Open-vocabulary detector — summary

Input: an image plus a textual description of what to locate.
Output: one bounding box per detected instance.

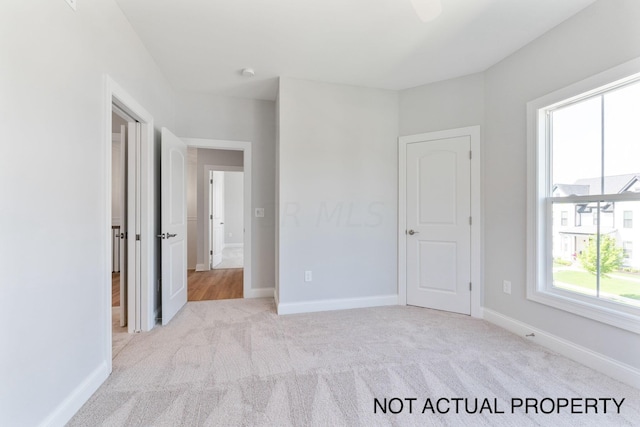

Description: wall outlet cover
[503,280,512,294]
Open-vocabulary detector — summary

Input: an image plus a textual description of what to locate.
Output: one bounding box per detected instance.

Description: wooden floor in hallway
[188,268,243,301]
[112,269,243,305]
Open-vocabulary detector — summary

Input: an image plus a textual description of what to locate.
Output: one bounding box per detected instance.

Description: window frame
[526,58,640,334]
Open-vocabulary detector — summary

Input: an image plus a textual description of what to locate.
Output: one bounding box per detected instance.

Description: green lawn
[553,270,640,301]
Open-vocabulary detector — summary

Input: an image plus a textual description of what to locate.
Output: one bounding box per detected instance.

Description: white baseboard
[195,263,206,272]
[277,294,398,315]
[39,361,108,427]
[483,308,640,389]
[244,287,274,299]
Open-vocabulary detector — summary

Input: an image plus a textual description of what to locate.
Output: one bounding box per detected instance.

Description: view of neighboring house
[553,173,640,270]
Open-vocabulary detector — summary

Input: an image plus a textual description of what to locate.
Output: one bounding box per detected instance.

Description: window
[623,241,633,260]
[527,59,640,333]
[560,211,568,226]
[624,211,633,228]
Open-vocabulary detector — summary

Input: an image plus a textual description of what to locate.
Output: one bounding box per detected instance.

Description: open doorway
[104,76,157,372]
[186,147,245,301]
[110,110,133,356]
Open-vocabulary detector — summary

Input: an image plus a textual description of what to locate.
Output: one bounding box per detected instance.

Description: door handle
[407,229,419,235]
[157,233,166,239]
[167,233,177,238]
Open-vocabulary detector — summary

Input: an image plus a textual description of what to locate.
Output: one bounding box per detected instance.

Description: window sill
[527,286,640,334]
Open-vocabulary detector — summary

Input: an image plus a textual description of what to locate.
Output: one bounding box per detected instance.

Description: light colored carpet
[212,246,243,270]
[71,299,639,426]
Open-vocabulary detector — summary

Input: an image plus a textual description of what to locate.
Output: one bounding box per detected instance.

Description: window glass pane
[596,234,639,307]
[552,200,640,308]
[551,97,602,196]
[603,80,640,190]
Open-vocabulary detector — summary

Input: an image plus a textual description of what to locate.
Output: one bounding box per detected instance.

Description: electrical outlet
[65,0,77,10]
[503,280,512,294]
[304,271,312,282]
[255,208,264,218]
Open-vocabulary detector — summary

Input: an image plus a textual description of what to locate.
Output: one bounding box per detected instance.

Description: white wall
[224,172,244,246]
[111,113,127,226]
[483,0,640,369]
[0,1,175,425]
[399,73,485,136]
[111,142,121,224]
[277,78,398,305]
[175,93,276,289]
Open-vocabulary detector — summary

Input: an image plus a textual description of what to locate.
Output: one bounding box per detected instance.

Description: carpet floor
[69,299,639,426]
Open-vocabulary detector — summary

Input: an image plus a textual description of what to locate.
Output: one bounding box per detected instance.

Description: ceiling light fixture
[410,0,442,22]
[241,68,255,77]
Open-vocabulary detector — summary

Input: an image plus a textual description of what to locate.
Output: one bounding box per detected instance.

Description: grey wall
[399,73,485,136]
[0,1,175,425]
[224,172,244,245]
[483,0,640,368]
[277,77,399,303]
[111,113,126,225]
[196,149,243,266]
[175,94,276,289]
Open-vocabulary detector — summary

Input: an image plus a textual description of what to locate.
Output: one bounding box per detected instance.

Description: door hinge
[469,282,472,291]
[136,234,141,241]
[210,250,213,255]
[210,214,213,219]
[469,150,472,160]
[210,179,213,184]
[469,216,472,226]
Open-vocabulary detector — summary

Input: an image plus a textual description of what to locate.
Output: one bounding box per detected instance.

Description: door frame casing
[182,138,253,298]
[104,76,155,373]
[398,126,482,318]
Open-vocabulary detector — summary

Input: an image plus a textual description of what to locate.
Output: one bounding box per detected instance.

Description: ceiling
[114,0,596,101]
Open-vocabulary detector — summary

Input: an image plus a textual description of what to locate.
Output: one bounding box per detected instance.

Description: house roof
[554,174,640,196]
[553,184,590,197]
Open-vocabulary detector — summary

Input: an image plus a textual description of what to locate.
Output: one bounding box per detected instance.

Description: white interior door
[161,127,187,325]
[210,171,225,268]
[118,124,127,327]
[406,136,471,315]
[127,121,141,333]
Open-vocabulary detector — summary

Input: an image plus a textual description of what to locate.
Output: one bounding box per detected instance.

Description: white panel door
[406,136,471,315]
[210,171,225,268]
[161,127,187,325]
[118,124,128,327]
[127,122,140,333]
